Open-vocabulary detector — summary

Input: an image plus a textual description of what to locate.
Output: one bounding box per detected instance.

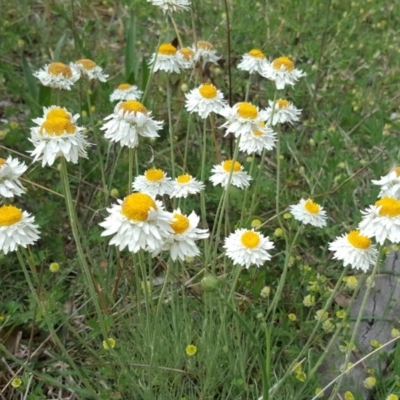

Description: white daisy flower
[289,198,327,227]
[359,197,400,244]
[148,43,181,74]
[209,159,252,190]
[147,0,191,13]
[0,204,40,254]
[220,102,269,138]
[237,121,276,155]
[74,59,108,82]
[0,156,27,199]
[33,62,80,90]
[261,56,306,90]
[100,192,173,253]
[193,40,221,68]
[132,168,174,196]
[224,228,274,268]
[110,83,143,102]
[153,209,209,261]
[101,100,162,148]
[29,106,90,167]
[371,168,400,199]
[170,174,205,198]
[264,99,301,125]
[185,83,227,119]
[237,49,269,75]
[329,230,378,272]
[176,47,196,69]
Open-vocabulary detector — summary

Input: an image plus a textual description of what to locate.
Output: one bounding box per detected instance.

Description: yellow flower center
[277,99,290,109]
[253,121,265,136]
[48,62,73,78]
[392,166,400,176]
[40,117,77,136]
[145,168,165,182]
[253,129,263,136]
[170,213,190,234]
[76,58,96,70]
[0,158,6,166]
[222,160,241,173]
[304,199,320,214]
[197,40,214,50]
[121,193,157,222]
[272,56,294,71]
[0,205,23,226]
[118,100,147,114]
[45,107,71,121]
[376,197,400,218]
[347,230,371,249]
[249,49,265,59]
[117,83,132,91]
[199,83,217,99]
[158,43,177,56]
[236,102,258,119]
[176,174,191,184]
[240,231,260,249]
[179,48,195,60]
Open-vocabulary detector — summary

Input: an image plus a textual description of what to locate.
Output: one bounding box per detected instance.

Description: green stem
[166,78,175,178]
[128,147,135,194]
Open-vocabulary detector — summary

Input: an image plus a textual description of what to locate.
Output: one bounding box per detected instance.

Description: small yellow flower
[344,392,355,400]
[322,319,335,333]
[49,262,60,272]
[260,286,271,298]
[110,188,119,198]
[391,328,400,338]
[303,294,315,307]
[387,395,399,400]
[363,376,376,389]
[185,344,197,356]
[251,219,261,228]
[274,227,283,237]
[11,377,22,388]
[315,309,329,322]
[295,369,306,382]
[303,264,312,272]
[141,280,152,294]
[345,276,358,290]
[370,339,381,349]
[283,212,292,219]
[288,313,297,321]
[10,121,19,129]
[102,337,116,350]
[336,310,346,318]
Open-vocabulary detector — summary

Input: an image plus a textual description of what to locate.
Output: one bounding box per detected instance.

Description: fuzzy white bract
[29,106,89,167]
[224,228,274,268]
[100,192,173,253]
[265,99,301,125]
[261,56,306,90]
[0,205,40,254]
[193,40,220,68]
[148,43,181,74]
[0,156,27,198]
[185,83,227,119]
[170,174,205,198]
[359,197,400,244]
[237,49,269,75]
[237,122,276,155]
[176,48,196,69]
[220,102,269,138]
[101,100,162,148]
[153,209,209,261]
[289,198,327,227]
[147,0,191,13]
[371,169,400,199]
[74,59,108,82]
[329,230,378,272]
[110,83,143,102]
[132,168,174,196]
[33,62,80,90]
[209,159,252,190]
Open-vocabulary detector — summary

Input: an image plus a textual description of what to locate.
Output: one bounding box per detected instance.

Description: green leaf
[54,32,67,61]
[21,54,38,103]
[125,13,137,80]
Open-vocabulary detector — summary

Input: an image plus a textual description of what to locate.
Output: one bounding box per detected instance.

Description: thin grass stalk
[166,77,176,178]
[59,158,108,334]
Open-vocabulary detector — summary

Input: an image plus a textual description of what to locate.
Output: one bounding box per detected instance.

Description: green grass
[1,0,400,399]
